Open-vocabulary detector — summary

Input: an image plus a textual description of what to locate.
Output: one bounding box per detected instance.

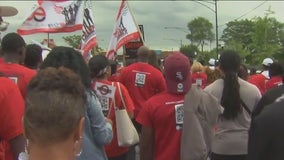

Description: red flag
[81,0,97,61]
[17,0,84,35]
[106,0,141,60]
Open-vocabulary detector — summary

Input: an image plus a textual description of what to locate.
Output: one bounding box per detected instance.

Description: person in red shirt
[191,61,207,89]
[0,75,25,160]
[266,62,283,90]
[248,73,266,95]
[0,33,36,98]
[137,52,191,160]
[118,46,166,132]
[89,55,134,160]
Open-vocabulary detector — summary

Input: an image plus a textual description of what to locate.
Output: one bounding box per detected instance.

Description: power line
[219,1,268,27]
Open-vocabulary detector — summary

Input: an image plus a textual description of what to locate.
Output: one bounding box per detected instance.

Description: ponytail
[219,50,241,120]
[221,71,241,119]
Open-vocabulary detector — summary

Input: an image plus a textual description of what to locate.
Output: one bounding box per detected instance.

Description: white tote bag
[114,82,139,147]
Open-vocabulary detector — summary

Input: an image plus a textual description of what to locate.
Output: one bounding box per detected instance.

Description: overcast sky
[2,1,284,51]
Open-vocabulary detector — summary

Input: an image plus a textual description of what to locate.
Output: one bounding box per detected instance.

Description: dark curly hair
[219,50,241,119]
[24,67,86,145]
[40,46,91,88]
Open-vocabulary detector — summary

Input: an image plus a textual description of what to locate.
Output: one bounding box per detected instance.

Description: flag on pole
[106,0,141,60]
[17,0,84,35]
[81,0,97,61]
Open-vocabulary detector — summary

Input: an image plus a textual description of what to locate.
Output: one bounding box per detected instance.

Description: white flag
[81,0,97,61]
[17,0,84,35]
[106,0,141,60]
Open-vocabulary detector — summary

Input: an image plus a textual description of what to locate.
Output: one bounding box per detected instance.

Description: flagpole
[126,1,145,45]
[47,33,50,48]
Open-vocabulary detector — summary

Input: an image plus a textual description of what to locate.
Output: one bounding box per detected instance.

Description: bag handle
[117,82,126,109]
[240,99,251,115]
[110,82,117,112]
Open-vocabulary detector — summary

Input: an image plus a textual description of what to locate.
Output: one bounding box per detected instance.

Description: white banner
[106,0,140,60]
[81,0,97,61]
[17,0,84,35]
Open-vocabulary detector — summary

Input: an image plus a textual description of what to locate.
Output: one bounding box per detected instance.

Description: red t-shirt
[248,74,266,95]
[92,80,135,157]
[0,58,4,64]
[119,62,166,117]
[0,63,36,98]
[266,76,283,91]
[0,77,24,160]
[136,92,185,160]
[191,72,207,89]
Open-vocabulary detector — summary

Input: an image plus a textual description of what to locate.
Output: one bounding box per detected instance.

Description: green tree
[63,34,82,49]
[222,40,250,63]
[221,19,254,50]
[63,34,104,55]
[186,17,214,53]
[220,8,284,65]
[179,44,198,60]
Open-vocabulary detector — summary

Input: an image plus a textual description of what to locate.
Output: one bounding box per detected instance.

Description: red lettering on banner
[27,7,46,22]
[125,42,143,49]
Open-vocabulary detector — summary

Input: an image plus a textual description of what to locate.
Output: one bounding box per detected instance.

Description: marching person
[137,52,191,160]
[21,67,86,160]
[88,55,134,160]
[205,50,261,160]
[40,46,113,160]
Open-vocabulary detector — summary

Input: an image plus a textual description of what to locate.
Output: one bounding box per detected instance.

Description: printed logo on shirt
[8,76,18,84]
[196,78,202,86]
[93,82,115,117]
[135,73,146,87]
[175,103,184,130]
[98,96,110,117]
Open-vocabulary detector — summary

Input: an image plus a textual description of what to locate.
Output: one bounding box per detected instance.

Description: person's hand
[105,117,113,126]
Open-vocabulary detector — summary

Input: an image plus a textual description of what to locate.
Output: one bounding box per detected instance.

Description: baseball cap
[262,58,273,67]
[208,58,216,66]
[88,55,110,78]
[163,51,191,94]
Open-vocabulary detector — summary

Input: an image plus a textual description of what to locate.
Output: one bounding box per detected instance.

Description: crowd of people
[2,5,284,160]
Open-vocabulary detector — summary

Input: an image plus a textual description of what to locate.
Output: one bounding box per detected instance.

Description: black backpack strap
[240,99,252,115]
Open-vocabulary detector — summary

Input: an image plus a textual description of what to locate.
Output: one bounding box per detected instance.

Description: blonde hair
[191,61,204,73]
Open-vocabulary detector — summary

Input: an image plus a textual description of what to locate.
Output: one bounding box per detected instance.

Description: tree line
[181,8,284,68]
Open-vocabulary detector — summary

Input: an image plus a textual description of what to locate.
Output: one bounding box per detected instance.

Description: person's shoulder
[146,91,168,103]
[204,79,222,89]
[263,85,284,100]
[0,77,17,88]
[256,99,284,123]
[11,64,37,75]
[249,73,266,81]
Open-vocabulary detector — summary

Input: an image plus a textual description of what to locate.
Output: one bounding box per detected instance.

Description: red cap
[163,51,191,94]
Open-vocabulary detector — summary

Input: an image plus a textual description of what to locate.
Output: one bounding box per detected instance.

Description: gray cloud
[1,1,284,52]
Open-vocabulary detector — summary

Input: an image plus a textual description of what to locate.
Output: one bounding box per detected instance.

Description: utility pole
[214,0,219,59]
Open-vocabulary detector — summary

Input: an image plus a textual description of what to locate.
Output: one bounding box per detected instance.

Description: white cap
[262,58,273,66]
[208,58,216,66]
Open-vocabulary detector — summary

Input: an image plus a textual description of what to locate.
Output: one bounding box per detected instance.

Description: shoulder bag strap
[240,99,252,115]
[117,82,126,109]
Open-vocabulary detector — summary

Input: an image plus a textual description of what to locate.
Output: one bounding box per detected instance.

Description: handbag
[113,82,139,147]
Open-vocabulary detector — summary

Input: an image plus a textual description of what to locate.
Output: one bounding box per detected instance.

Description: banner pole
[47,33,50,48]
[126,0,145,45]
